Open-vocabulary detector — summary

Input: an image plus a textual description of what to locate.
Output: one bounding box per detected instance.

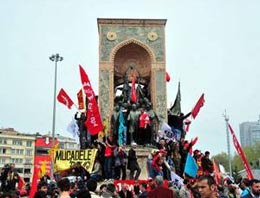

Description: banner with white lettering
[53,149,97,173]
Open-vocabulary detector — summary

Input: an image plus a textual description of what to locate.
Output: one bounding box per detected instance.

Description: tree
[212,152,229,172]
[232,143,260,171]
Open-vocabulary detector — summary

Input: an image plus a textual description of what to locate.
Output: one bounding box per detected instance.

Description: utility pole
[223,110,232,177]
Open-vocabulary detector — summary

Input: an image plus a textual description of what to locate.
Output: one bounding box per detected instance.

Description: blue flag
[118,108,126,146]
[184,153,198,178]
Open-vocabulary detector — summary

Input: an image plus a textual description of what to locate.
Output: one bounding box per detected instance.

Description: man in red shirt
[151,149,167,178]
[148,175,176,198]
[138,108,150,146]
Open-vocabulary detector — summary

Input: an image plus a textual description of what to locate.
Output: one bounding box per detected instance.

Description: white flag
[67,118,80,144]
[160,122,175,141]
[171,171,184,187]
[219,164,226,174]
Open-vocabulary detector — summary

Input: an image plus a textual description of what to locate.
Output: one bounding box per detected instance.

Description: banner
[77,89,85,110]
[114,180,169,192]
[29,137,58,198]
[79,65,103,135]
[170,171,183,187]
[57,88,74,109]
[228,124,254,180]
[160,122,175,141]
[53,149,97,173]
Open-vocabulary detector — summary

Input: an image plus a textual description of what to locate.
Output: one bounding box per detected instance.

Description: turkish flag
[79,65,103,135]
[191,93,205,119]
[131,72,137,103]
[57,88,74,109]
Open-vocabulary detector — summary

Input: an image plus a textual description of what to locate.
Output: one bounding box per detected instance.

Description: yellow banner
[53,149,97,173]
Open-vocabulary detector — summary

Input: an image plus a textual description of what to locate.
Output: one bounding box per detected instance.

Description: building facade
[57,134,80,150]
[0,129,79,183]
[0,128,35,183]
[240,117,260,147]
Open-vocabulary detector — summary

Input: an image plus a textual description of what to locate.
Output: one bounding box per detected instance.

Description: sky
[1,0,260,155]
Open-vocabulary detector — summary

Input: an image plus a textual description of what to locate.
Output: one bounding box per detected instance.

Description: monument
[98,18,167,129]
[97,19,168,178]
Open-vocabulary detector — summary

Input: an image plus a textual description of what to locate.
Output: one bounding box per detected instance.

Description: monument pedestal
[126,146,154,179]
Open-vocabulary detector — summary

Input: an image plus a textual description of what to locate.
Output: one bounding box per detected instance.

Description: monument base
[126,146,154,179]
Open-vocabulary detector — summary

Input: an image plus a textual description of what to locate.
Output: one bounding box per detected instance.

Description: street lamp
[223,110,232,177]
[49,53,63,178]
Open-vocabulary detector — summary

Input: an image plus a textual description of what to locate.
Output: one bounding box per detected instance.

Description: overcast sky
[1,0,260,155]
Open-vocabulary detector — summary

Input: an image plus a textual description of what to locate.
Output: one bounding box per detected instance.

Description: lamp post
[223,110,232,177]
[49,53,63,178]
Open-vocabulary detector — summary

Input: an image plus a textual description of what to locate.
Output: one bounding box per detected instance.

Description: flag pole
[223,110,232,177]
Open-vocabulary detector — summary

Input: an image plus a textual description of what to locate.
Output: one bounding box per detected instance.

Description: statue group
[111,68,159,146]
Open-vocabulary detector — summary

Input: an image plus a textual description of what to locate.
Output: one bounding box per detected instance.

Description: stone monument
[98,18,168,179]
[98,18,167,125]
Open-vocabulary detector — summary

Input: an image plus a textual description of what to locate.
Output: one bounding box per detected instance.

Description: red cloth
[191,93,205,119]
[213,161,221,185]
[131,72,137,103]
[57,88,74,109]
[79,65,103,135]
[18,175,25,190]
[139,112,150,128]
[105,145,113,157]
[29,167,39,198]
[148,186,175,198]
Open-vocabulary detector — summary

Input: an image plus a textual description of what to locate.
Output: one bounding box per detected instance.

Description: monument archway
[112,40,154,106]
[98,18,167,131]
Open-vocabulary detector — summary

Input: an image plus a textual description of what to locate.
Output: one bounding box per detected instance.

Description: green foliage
[212,143,260,172]
[212,152,229,171]
[232,143,260,171]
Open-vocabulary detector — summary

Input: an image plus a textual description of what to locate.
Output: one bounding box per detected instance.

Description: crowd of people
[1,74,259,197]
[1,169,260,198]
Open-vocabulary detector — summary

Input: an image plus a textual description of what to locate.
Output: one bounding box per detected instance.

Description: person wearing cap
[127,142,141,180]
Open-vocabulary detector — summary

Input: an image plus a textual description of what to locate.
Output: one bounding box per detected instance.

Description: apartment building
[0,128,35,182]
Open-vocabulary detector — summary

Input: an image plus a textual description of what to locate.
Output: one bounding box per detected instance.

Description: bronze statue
[127,104,140,144]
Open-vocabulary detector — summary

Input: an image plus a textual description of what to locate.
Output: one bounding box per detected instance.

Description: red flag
[213,160,221,185]
[77,89,85,110]
[131,72,137,103]
[79,65,103,135]
[189,137,198,154]
[57,88,74,109]
[228,124,254,180]
[166,72,171,82]
[18,174,25,190]
[29,167,39,198]
[191,93,205,119]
